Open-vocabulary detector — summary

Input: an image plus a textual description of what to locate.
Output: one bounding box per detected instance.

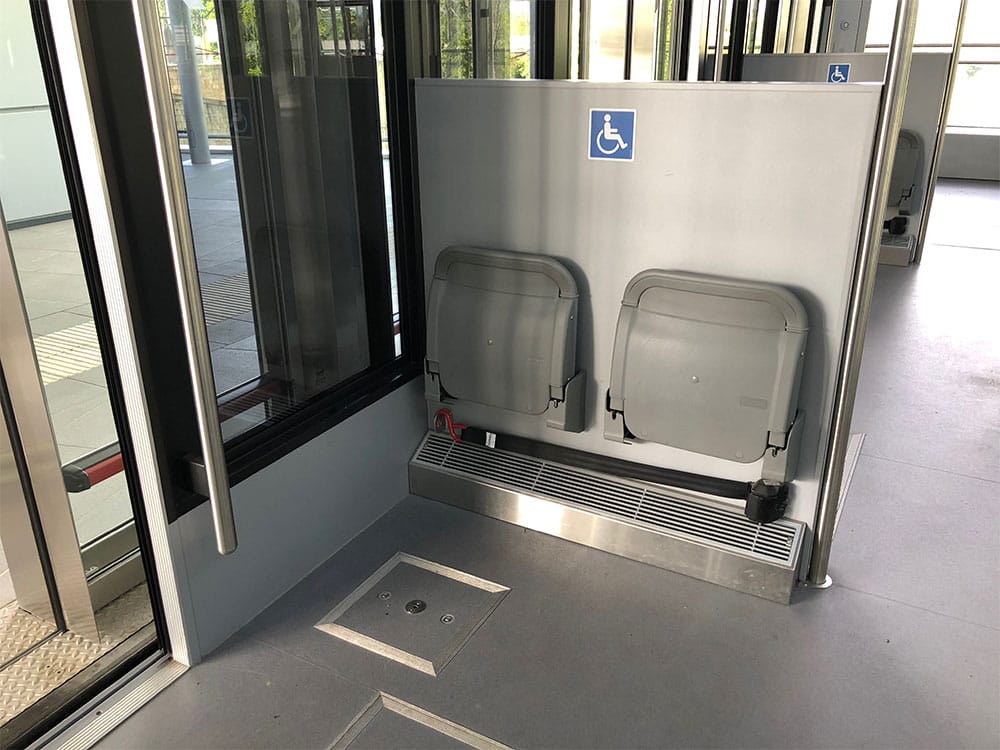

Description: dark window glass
[155,0,401,440]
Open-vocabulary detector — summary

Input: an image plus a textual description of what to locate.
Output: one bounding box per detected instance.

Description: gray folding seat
[605,270,807,484]
[425,246,586,432]
[887,129,924,216]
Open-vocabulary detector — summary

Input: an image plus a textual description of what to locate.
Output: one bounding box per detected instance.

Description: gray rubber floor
[99,180,1000,749]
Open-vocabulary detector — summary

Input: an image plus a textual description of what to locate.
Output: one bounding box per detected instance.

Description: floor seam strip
[856,450,1000,486]
[241,632,383,697]
[831,582,1000,633]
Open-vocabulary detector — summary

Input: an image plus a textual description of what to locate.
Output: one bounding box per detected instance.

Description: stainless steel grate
[413,432,801,566]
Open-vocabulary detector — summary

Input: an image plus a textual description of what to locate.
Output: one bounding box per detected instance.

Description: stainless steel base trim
[38,656,186,750]
[410,462,801,604]
[800,575,834,589]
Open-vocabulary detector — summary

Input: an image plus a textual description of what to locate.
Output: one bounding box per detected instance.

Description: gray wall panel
[175,380,425,657]
[415,80,880,527]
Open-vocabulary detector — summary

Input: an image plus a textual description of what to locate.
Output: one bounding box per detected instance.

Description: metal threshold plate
[315,553,509,676]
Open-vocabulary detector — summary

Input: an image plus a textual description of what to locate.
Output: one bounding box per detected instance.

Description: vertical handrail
[668,0,688,80]
[912,0,968,265]
[784,0,800,53]
[713,0,728,80]
[624,0,636,79]
[130,0,237,555]
[807,0,919,586]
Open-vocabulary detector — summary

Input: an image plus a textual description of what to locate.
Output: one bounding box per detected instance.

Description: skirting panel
[409,432,805,604]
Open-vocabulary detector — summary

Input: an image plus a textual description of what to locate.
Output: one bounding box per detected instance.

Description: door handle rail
[132,0,236,554]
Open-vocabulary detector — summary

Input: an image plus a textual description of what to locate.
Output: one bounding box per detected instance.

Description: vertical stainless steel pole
[165,0,210,165]
[783,0,800,53]
[806,0,919,587]
[132,0,237,555]
[579,0,592,79]
[713,0,728,80]
[912,0,968,265]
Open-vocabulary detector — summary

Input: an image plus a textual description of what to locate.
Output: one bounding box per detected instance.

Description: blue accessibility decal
[827,63,851,83]
[589,109,636,161]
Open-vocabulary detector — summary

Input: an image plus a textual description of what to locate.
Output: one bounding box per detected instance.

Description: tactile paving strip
[201,272,253,325]
[0,584,152,725]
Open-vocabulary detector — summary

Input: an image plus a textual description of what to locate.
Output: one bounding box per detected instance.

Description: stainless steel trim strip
[410,463,800,604]
[808,0,919,586]
[379,694,513,750]
[41,656,187,750]
[130,0,236,555]
[332,694,513,750]
[1,210,98,642]
[912,0,968,265]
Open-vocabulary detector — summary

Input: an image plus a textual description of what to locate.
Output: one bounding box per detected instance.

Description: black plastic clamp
[744,479,789,524]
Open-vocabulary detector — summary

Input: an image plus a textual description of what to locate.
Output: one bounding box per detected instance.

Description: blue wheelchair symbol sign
[589,109,635,161]
[827,63,851,83]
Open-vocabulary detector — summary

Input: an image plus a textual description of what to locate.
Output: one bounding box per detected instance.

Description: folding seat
[605,270,808,503]
[425,246,585,432]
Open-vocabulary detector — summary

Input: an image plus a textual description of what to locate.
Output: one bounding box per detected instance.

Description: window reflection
[156,0,401,440]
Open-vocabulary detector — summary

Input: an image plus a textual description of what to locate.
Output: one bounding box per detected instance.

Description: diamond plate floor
[0,584,152,725]
[0,606,55,667]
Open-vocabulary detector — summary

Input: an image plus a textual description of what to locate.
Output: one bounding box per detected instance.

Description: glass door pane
[0,0,155,735]
[147,0,402,441]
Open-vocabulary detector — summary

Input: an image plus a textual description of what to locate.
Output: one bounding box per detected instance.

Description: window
[866,0,1000,129]
[437,0,533,79]
[572,0,675,81]
[949,1,1000,129]
[153,0,412,445]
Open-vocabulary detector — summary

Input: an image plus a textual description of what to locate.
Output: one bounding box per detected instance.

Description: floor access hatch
[315,553,508,676]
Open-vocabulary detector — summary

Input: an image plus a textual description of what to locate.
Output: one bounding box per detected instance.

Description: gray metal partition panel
[415,80,880,527]
[742,53,950,234]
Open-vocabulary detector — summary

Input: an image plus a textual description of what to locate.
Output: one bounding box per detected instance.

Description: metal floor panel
[316,553,509,676]
[0,584,152,725]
